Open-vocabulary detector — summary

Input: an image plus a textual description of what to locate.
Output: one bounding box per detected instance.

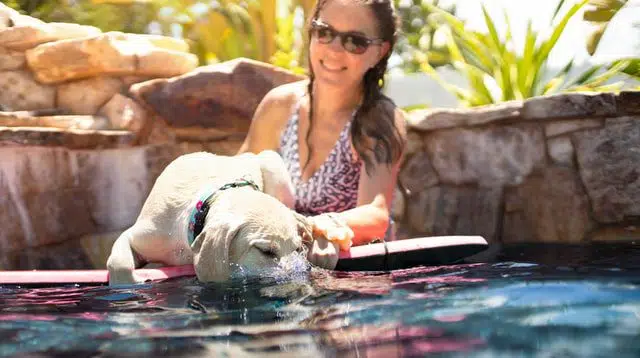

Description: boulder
[0,127,134,149]
[0,70,55,111]
[98,93,148,133]
[406,185,503,243]
[547,136,575,166]
[522,93,617,120]
[617,91,640,115]
[0,18,101,51]
[398,150,438,195]
[130,58,305,139]
[574,118,640,223]
[425,124,546,186]
[57,76,124,115]
[0,3,46,31]
[0,111,109,130]
[407,100,522,132]
[0,47,25,70]
[544,118,602,137]
[0,146,154,250]
[25,32,197,84]
[502,167,594,243]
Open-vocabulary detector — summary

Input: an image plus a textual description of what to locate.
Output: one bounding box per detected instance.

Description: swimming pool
[1,243,639,357]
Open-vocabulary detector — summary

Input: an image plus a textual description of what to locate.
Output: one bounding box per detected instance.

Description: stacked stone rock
[0,3,198,147]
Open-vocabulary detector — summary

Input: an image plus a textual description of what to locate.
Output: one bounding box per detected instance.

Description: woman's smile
[319,59,347,72]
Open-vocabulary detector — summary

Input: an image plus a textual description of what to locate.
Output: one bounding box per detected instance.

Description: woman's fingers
[311,214,354,251]
[326,227,353,251]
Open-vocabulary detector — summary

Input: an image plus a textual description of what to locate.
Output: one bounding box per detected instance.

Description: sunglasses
[310,20,383,55]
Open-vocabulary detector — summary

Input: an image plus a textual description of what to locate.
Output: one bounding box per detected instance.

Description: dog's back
[135,152,264,238]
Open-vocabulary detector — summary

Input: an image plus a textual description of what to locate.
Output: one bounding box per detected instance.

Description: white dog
[106,150,323,286]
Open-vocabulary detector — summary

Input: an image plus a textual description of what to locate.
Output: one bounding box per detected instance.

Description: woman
[238,0,407,268]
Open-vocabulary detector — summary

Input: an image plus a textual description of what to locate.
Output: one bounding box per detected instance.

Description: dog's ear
[191,213,242,282]
[256,150,296,209]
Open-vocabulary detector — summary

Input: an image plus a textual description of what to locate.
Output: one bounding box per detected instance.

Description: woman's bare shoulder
[261,80,308,111]
[240,80,308,153]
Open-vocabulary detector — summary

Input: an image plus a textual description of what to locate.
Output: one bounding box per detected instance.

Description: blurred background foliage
[4,0,639,108]
[420,0,639,106]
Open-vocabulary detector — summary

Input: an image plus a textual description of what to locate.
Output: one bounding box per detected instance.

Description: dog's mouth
[229,248,310,282]
[278,249,310,272]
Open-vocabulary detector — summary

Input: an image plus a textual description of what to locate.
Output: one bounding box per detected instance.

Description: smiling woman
[237,0,407,269]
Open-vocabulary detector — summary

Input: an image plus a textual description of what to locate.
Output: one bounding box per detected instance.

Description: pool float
[0,236,488,285]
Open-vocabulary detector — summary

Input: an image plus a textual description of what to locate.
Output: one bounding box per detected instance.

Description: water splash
[278,250,312,276]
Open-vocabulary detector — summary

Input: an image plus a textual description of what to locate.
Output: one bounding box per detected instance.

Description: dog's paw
[107,269,146,286]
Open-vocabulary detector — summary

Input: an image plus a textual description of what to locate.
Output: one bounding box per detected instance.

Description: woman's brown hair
[305,0,404,175]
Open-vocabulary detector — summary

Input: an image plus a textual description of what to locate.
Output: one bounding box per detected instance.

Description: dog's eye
[252,240,279,259]
[259,249,277,258]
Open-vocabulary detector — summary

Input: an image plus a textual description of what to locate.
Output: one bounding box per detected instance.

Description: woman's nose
[326,36,344,53]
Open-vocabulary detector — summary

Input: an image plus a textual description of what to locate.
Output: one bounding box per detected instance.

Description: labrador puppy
[106,150,316,286]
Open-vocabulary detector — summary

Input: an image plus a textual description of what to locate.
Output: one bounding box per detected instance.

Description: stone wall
[394,91,640,252]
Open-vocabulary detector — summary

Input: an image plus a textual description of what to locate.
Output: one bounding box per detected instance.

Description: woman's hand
[311,213,354,252]
[306,235,340,270]
[293,211,353,270]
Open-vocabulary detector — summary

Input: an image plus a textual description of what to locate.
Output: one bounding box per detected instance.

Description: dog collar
[187,178,260,245]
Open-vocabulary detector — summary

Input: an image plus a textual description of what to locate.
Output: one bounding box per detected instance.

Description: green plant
[583,0,629,55]
[420,0,639,107]
[393,0,457,73]
[270,12,306,74]
[582,0,639,88]
[5,0,156,33]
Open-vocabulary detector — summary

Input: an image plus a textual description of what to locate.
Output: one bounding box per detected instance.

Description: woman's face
[309,0,389,90]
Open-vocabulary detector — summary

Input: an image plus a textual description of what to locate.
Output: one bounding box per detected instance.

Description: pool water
[1,243,639,357]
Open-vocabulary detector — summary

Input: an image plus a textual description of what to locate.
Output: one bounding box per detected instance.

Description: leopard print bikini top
[278,93,361,217]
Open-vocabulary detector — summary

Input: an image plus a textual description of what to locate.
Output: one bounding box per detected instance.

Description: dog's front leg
[106,228,147,286]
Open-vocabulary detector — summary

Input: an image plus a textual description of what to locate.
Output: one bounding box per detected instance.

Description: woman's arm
[319,106,407,247]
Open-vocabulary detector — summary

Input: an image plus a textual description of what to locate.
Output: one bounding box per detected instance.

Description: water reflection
[0,245,640,357]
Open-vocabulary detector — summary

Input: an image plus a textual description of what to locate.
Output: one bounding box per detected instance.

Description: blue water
[1,244,640,357]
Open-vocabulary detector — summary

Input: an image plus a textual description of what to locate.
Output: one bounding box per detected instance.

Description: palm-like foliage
[420,0,639,107]
[582,0,639,86]
[393,0,457,73]
[583,0,628,55]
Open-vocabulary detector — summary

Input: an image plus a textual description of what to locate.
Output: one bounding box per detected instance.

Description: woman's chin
[315,71,355,88]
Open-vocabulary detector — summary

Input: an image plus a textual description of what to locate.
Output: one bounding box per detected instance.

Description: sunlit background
[4,0,639,108]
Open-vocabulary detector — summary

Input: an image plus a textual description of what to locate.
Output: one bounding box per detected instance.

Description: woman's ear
[376,42,391,65]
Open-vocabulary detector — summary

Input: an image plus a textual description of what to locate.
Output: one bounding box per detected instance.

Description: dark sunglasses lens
[314,26,335,43]
[342,35,369,54]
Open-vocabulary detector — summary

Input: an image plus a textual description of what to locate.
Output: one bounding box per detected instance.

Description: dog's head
[191,189,313,282]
